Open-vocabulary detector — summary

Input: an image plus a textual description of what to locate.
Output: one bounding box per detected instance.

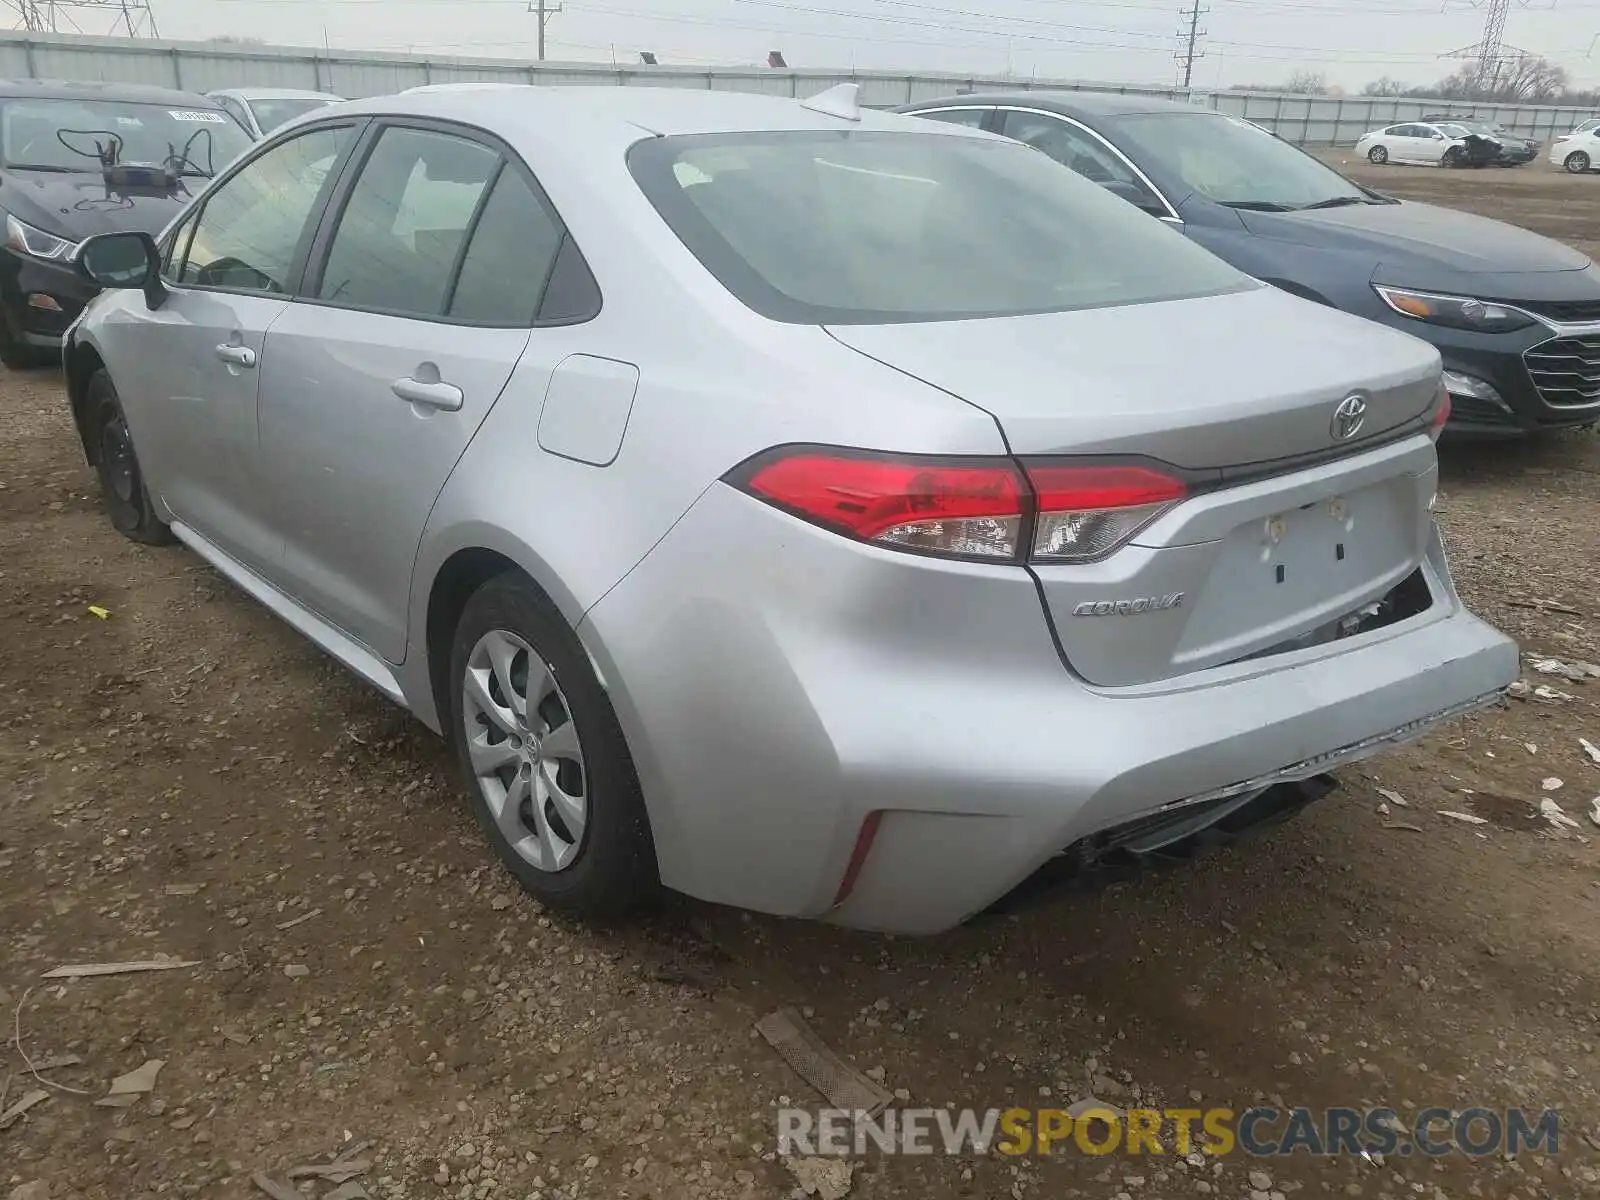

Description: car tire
[448,573,658,918]
[86,368,174,545]
[1367,145,1387,165]
[1442,147,1465,168]
[1566,152,1591,174]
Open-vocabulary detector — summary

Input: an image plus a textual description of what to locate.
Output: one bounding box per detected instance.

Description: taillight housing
[1428,385,1451,443]
[726,446,1189,564]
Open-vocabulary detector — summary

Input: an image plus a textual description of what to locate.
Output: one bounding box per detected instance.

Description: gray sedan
[63,84,1514,933]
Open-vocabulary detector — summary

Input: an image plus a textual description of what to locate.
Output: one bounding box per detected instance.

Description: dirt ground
[5,162,1600,1200]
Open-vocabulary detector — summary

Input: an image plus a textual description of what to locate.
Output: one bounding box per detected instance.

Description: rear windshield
[249,96,335,134]
[628,130,1248,324]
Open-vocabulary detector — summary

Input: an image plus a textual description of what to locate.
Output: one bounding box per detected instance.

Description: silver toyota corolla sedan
[62,84,1517,934]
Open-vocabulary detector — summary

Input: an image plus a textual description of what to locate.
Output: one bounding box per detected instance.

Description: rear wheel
[1566,151,1591,174]
[1367,145,1388,165]
[86,369,173,545]
[448,573,657,917]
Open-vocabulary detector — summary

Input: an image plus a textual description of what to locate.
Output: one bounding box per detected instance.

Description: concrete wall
[0,30,1592,146]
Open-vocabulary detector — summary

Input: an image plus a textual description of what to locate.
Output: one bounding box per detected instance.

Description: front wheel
[1367,145,1388,165]
[449,574,658,917]
[1566,152,1591,174]
[1442,146,1465,168]
[87,369,173,545]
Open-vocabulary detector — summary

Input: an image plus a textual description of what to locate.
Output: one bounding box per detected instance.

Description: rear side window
[447,169,563,324]
[629,130,1246,325]
[914,108,989,129]
[317,126,498,318]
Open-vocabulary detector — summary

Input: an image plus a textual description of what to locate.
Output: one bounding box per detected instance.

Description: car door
[106,122,359,574]
[995,108,1174,220]
[257,121,574,663]
[1415,124,1452,163]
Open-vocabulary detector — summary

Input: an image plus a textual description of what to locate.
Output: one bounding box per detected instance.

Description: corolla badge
[1331,394,1368,441]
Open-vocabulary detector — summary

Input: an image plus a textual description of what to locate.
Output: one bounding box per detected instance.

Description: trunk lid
[826,285,1444,687]
[825,285,1440,467]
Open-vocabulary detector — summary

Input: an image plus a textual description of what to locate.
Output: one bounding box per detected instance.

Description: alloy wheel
[461,629,588,872]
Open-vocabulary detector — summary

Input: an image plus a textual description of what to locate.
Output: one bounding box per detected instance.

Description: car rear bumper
[581,483,1518,935]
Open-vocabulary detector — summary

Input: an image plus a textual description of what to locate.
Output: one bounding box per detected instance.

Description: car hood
[0,167,200,240]
[1237,198,1590,277]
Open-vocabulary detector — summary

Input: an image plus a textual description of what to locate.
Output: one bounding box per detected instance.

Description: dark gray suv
[899,92,1600,436]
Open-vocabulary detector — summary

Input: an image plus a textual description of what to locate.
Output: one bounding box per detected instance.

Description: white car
[1549,127,1600,173]
[1354,122,1471,167]
[205,88,344,140]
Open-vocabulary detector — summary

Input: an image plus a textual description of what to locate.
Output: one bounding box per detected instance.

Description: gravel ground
[4,162,1600,1200]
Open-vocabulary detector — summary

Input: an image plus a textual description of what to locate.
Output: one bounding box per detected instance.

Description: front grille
[1513,298,1600,324]
[1525,334,1600,407]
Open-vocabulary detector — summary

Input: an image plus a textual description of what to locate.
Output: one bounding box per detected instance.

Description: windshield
[248,96,335,135]
[628,130,1248,324]
[0,98,252,175]
[1114,111,1368,210]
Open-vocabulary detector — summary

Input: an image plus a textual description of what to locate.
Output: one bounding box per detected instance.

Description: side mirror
[78,231,166,310]
[1098,179,1168,218]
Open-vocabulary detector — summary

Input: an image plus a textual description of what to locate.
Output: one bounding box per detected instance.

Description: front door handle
[392,376,464,412]
[215,343,256,368]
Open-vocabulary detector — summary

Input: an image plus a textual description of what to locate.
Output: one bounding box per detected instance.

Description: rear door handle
[392,377,464,412]
[215,343,256,368]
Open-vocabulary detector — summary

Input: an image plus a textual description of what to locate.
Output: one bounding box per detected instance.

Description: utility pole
[527,0,561,61]
[1174,0,1207,89]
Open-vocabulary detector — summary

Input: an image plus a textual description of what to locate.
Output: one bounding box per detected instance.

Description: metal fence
[0,30,1594,147]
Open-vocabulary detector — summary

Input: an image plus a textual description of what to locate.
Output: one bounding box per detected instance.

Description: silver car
[205,87,344,140]
[63,85,1516,934]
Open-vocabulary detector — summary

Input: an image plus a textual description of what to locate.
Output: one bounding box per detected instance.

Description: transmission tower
[5,0,158,36]
[1174,0,1208,89]
[1440,0,1534,91]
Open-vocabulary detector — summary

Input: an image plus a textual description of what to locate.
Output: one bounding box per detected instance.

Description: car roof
[336,84,987,139]
[904,90,1211,120]
[210,87,343,102]
[0,78,225,106]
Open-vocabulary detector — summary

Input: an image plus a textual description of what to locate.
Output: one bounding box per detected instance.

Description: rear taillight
[1026,463,1187,562]
[728,447,1187,564]
[1429,387,1451,442]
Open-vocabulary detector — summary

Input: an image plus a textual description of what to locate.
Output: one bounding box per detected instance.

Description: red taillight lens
[1026,463,1187,562]
[738,450,1027,559]
[730,447,1189,564]
[1429,387,1451,442]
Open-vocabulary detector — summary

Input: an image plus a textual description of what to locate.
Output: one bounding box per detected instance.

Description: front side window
[1115,112,1369,210]
[0,97,252,176]
[998,110,1161,209]
[317,126,499,318]
[629,130,1247,325]
[180,124,351,293]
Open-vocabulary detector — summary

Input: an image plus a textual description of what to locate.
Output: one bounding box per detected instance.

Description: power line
[1175,0,1207,85]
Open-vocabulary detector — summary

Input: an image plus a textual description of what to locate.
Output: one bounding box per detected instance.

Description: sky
[23,0,1600,92]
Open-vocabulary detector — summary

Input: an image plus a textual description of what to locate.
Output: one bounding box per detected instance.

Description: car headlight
[5,212,79,262]
[1373,285,1536,333]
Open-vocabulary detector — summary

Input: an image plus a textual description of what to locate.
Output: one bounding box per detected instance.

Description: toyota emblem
[1331,394,1367,441]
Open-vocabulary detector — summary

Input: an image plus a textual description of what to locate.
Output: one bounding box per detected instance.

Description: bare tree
[1362,77,1410,97]
[1282,70,1329,95]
